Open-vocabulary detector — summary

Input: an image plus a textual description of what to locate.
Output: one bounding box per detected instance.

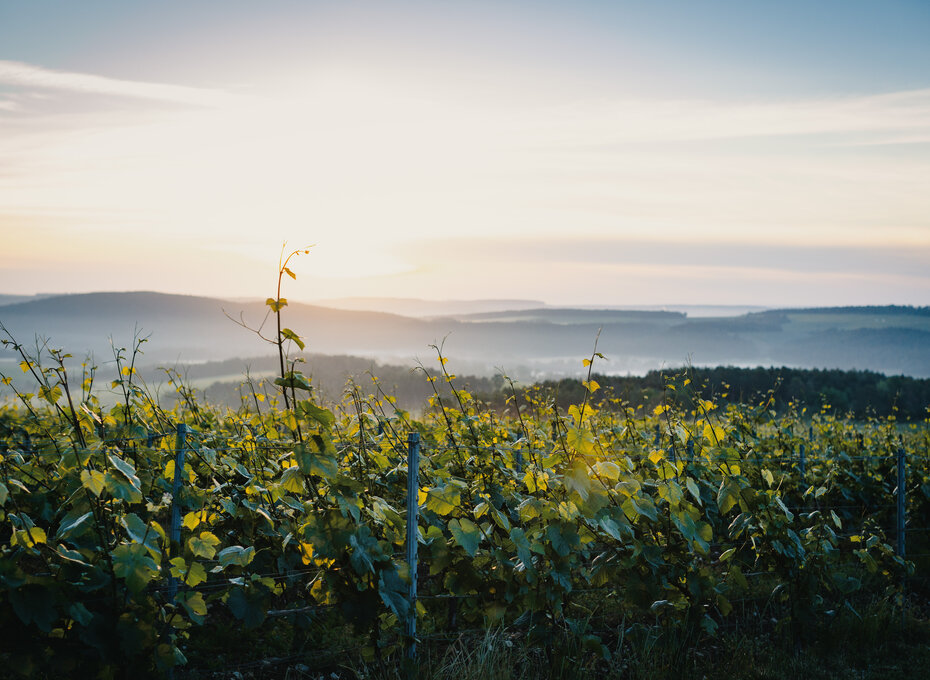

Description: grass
[327,596,930,680]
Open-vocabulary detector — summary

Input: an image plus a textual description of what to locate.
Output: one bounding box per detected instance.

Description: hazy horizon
[2,292,928,381]
[1,289,774,316]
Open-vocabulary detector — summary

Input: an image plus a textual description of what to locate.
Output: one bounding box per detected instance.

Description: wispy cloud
[404,236,930,281]
[0,62,928,305]
[0,60,235,108]
[518,88,930,148]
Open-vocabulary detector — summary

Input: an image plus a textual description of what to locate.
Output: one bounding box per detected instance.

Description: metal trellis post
[799,444,806,486]
[405,431,421,671]
[168,423,189,603]
[896,444,906,560]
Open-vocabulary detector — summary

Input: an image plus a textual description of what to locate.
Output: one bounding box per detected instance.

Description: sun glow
[1,45,929,303]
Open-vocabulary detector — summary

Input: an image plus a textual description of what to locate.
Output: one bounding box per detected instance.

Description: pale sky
[1,0,929,307]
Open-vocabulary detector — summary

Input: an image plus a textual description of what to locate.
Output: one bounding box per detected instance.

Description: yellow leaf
[188,531,220,559]
[592,461,621,482]
[81,469,106,496]
[648,449,665,465]
[13,527,47,548]
[557,501,580,520]
[523,470,549,493]
[182,591,207,617]
[582,358,592,367]
[182,512,201,531]
[299,542,314,565]
[703,422,726,443]
[417,487,428,506]
[653,405,667,416]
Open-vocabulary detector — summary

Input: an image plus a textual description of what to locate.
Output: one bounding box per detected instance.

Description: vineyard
[1,327,929,679]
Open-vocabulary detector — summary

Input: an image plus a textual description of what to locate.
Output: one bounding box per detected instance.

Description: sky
[1,0,929,307]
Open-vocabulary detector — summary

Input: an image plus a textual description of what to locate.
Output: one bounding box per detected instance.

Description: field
[1,325,930,679]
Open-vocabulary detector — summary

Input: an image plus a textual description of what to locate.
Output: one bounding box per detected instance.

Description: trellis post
[896,444,906,560]
[799,443,806,486]
[167,423,188,603]
[405,431,421,673]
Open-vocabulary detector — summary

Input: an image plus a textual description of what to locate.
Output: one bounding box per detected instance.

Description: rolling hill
[0,292,927,379]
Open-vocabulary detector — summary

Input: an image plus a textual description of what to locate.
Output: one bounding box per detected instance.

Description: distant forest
[189,357,930,422]
[531,366,930,422]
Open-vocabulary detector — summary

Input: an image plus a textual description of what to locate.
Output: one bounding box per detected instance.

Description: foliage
[0,326,927,677]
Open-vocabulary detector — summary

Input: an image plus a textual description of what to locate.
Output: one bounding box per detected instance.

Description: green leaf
[112,543,159,594]
[56,510,93,541]
[10,585,57,632]
[509,527,535,574]
[55,546,92,567]
[39,384,62,405]
[179,591,208,625]
[280,328,306,351]
[349,529,379,575]
[187,561,208,587]
[701,614,719,636]
[275,371,312,392]
[80,469,106,496]
[294,442,338,478]
[121,513,161,558]
[774,496,794,521]
[226,587,267,629]
[69,602,93,627]
[105,471,143,503]
[298,400,335,429]
[169,557,208,587]
[188,531,221,559]
[685,477,702,506]
[217,545,256,568]
[448,518,481,557]
[630,494,658,522]
[717,480,739,515]
[0,481,7,505]
[546,522,580,557]
[109,454,141,490]
[592,461,621,482]
[280,467,306,494]
[378,568,410,620]
[424,484,461,516]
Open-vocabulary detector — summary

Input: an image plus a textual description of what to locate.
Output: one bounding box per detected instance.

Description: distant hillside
[450,308,686,324]
[0,294,55,307]
[0,292,928,378]
[313,297,545,317]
